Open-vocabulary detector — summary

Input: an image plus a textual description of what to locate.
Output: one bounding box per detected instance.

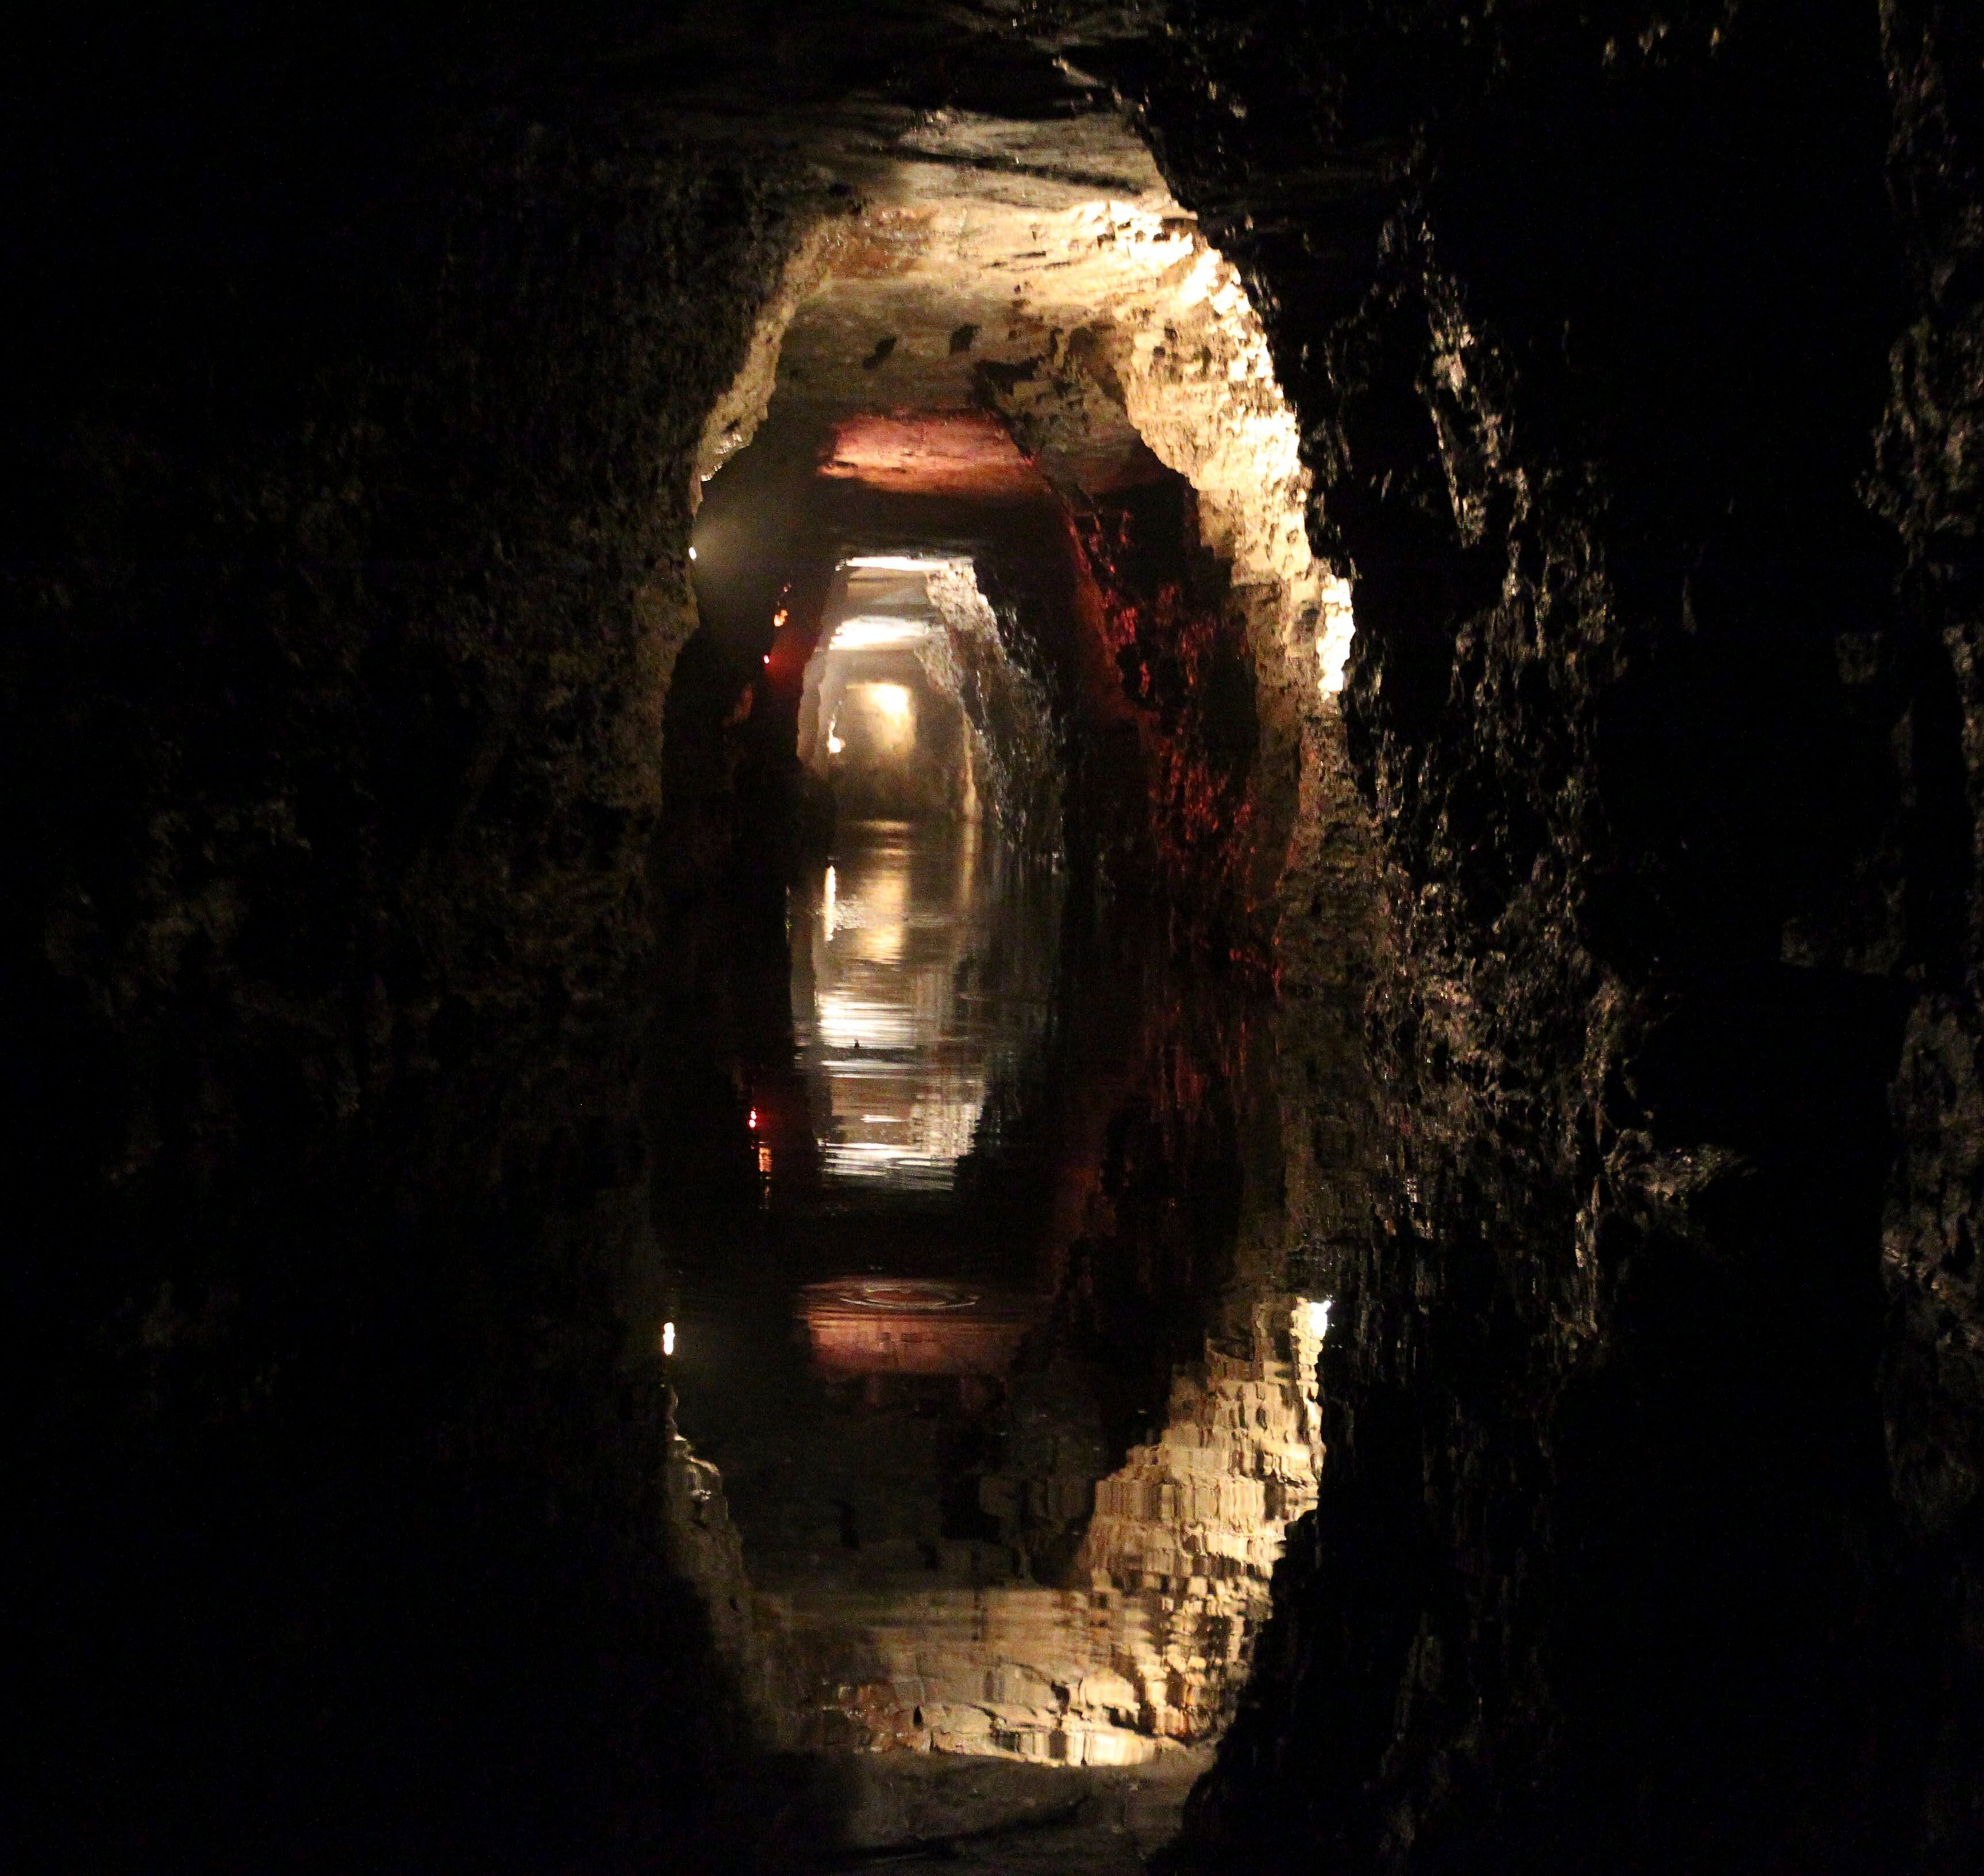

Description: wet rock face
[1051,1,1984,1868]
[1874,7,1984,1856]
[1071,482,1268,956]
[1877,4,1984,1485]
[10,32,840,1866]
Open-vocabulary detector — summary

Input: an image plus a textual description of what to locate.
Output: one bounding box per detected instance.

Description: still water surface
[668,817,1321,1767]
[791,820,1062,1192]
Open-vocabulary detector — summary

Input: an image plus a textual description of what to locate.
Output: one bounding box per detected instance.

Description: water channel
[664,812,1326,1774]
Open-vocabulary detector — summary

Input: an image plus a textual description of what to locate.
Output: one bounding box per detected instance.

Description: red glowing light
[820,411,1049,500]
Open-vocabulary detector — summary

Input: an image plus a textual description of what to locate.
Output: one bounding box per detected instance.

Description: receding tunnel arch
[677,109,1357,954]
[646,103,1363,1777]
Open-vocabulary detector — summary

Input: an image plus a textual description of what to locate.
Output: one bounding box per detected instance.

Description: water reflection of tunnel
[30,11,1979,1870]
[650,116,1339,1771]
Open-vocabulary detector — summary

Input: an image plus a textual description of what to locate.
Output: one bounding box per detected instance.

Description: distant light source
[662,1320,676,1356]
[688,545,698,561]
[830,616,929,651]
[747,1108,759,1131]
[864,682,913,725]
[840,681,916,759]
[844,554,953,572]
[1304,1298,1332,1339]
[826,719,845,755]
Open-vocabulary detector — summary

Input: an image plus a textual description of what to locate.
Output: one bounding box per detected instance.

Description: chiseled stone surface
[670,1291,1322,1769]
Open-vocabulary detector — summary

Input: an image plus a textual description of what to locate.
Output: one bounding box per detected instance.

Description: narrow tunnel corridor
[12,5,1984,1873]
[644,150,1357,1825]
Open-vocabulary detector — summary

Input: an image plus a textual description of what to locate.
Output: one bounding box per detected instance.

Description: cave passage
[633,110,1354,1805]
[25,9,1983,1873]
[659,487,1326,1781]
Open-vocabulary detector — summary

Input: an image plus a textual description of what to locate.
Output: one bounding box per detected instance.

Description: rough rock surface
[10,21,840,1869]
[13,4,1984,1871]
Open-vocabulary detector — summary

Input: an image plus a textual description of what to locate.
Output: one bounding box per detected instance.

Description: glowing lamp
[829,616,928,651]
[865,682,912,724]
[662,1320,676,1356]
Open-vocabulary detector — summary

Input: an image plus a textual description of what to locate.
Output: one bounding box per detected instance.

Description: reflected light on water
[830,616,931,651]
[793,821,1058,1193]
[818,989,919,1050]
[674,816,1329,1770]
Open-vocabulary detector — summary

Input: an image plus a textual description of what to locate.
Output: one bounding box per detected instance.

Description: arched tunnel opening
[645,140,1348,1779]
[13,6,1984,1873]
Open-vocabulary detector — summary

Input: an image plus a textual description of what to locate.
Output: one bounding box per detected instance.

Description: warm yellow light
[830,616,928,651]
[662,1320,676,1356]
[1304,1299,1332,1339]
[1316,578,1355,695]
[839,682,916,760]
[825,719,845,756]
[863,683,912,724]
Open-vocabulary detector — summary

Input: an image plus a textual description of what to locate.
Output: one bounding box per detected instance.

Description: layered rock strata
[17,5,1984,1871]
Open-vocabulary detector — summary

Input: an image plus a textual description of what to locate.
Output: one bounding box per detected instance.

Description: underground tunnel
[10,4,1984,1873]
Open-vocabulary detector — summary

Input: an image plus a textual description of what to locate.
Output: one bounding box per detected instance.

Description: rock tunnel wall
[9,27,845,1865]
[11,5,1984,1871]
[1061,1,1984,1869]
[922,556,1066,844]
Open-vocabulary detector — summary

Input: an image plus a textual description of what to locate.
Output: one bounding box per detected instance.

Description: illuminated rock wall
[753,1294,1323,1764]
[1066,3,1984,1869]
[24,7,1981,1871]
[1073,1294,1325,1742]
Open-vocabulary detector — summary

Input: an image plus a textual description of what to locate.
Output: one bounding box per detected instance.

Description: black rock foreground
[7,5,1983,1872]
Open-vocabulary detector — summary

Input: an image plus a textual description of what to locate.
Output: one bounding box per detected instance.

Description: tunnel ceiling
[818,412,1055,502]
[21,3,1984,1871]
[774,110,1185,500]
